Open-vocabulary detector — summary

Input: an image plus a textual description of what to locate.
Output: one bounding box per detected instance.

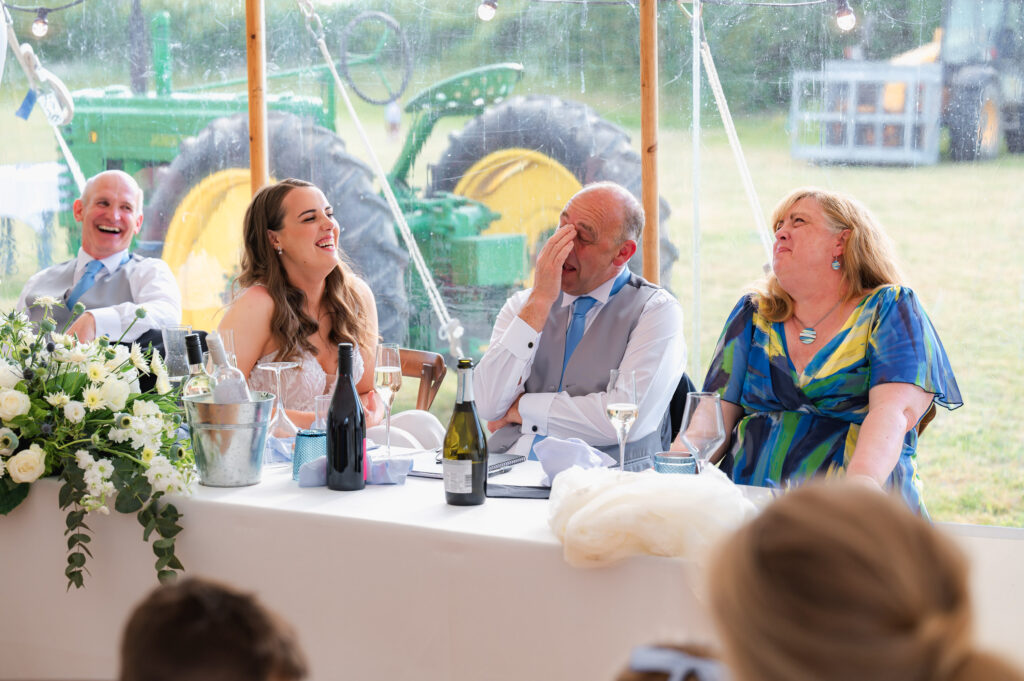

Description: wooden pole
[639,0,659,283]
[246,0,269,194]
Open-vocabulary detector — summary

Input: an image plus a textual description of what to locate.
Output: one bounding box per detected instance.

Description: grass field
[2,86,1021,527]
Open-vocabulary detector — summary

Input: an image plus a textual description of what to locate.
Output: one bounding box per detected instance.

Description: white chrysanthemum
[82,385,104,410]
[64,401,86,423]
[50,332,73,349]
[68,347,89,365]
[86,362,108,382]
[149,353,167,379]
[133,400,161,418]
[106,345,130,370]
[129,344,150,374]
[155,375,172,395]
[32,295,61,308]
[145,455,185,495]
[74,449,94,469]
[45,391,70,408]
[108,428,130,444]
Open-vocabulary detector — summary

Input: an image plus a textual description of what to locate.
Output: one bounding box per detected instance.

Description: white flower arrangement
[0,299,195,588]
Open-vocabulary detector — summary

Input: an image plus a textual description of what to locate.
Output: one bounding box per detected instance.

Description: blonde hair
[709,483,1024,681]
[753,187,904,322]
[237,179,373,363]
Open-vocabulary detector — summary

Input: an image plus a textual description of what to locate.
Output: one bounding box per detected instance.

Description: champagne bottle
[181,334,215,398]
[327,343,366,491]
[207,332,251,404]
[443,358,488,505]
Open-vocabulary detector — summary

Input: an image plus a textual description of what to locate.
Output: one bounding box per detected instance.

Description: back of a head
[709,482,1024,681]
[120,577,308,681]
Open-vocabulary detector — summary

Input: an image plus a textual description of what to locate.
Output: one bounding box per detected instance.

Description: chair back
[400,348,447,410]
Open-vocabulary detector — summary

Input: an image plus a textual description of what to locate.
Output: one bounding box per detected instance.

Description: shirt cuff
[499,315,542,360]
[88,307,120,340]
[518,391,554,437]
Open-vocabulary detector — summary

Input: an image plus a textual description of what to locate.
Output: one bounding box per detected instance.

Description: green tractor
[58,10,677,358]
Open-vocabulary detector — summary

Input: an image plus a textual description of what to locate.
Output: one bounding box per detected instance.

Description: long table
[2,464,1023,680]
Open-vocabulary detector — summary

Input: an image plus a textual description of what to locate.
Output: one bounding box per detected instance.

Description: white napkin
[533,436,616,486]
[548,465,757,568]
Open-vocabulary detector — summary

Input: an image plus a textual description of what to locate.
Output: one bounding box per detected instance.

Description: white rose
[0,362,22,390]
[0,389,31,421]
[101,379,130,411]
[6,444,46,483]
[64,401,86,424]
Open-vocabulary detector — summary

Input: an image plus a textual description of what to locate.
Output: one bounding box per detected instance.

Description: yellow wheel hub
[453,148,581,285]
[161,168,253,331]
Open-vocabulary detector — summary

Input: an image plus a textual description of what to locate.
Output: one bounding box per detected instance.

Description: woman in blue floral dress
[700,188,961,513]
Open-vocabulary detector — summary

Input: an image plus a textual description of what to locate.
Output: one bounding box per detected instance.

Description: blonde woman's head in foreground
[709,483,1024,681]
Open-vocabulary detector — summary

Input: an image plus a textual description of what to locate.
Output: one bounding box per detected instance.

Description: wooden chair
[400,348,447,410]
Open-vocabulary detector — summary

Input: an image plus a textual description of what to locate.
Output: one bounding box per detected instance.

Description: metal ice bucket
[183,392,275,487]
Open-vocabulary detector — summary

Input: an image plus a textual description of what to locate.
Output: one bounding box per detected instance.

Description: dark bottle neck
[337,343,354,376]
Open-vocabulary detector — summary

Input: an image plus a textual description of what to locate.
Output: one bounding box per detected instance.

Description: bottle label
[443,459,473,494]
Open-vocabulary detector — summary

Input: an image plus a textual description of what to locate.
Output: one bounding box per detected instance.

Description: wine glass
[680,392,726,473]
[606,369,638,471]
[374,343,402,457]
[255,361,300,441]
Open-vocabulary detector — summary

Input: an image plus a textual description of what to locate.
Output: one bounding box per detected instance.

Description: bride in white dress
[219,178,442,448]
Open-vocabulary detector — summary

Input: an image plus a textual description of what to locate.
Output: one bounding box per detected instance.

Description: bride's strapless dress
[248,347,363,413]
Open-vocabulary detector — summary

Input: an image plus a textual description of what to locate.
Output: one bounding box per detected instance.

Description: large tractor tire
[427,95,678,288]
[948,80,1002,161]
[143,112,408,341]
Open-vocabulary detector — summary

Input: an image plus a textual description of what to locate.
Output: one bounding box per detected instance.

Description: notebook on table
[408,451,524,479]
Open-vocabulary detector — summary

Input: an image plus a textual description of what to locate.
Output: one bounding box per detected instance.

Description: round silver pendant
[799,328,816,344]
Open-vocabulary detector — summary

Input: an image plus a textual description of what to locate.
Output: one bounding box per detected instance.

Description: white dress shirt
[474,267,686,458]
[17,248,182,343]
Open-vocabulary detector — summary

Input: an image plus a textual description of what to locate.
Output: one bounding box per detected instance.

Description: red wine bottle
[327,343,365,491]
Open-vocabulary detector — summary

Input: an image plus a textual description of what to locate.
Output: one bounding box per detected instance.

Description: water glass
[161,325,191,384]
[653,452,697,475]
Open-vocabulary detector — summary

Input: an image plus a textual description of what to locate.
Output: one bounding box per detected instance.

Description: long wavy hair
[753,187,904,322]
[709,483,1024,681]
[236,178,372,363]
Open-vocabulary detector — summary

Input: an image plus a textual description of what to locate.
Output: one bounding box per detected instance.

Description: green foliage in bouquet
[0,299,195,589]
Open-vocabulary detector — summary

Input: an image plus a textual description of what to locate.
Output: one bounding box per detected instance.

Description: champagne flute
[680,392,726,473]
[374,343,402,457]
[606,369,638,471]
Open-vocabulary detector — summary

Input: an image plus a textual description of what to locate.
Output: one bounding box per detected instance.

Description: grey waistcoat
[489,273,671,470]
[24,255,144,330]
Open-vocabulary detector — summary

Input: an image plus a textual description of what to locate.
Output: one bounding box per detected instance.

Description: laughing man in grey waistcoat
[474,182,685,470]
[17,170,181,343]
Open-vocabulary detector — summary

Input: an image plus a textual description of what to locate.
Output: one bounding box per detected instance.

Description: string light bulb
[835,0,856,31]
[31,8,49,38]
[477,0,497,21]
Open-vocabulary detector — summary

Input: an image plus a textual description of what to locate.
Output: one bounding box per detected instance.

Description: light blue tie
[560,295,597,390]
[66,259,104,310]
[529,296,598,459]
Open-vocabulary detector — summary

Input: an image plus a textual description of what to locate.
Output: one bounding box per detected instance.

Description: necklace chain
[791,298,844,345]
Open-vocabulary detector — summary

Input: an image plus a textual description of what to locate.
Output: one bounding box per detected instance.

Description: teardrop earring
[831,256,841,271]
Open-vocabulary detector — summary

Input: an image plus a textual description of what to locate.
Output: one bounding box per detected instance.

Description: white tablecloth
[0,462,711,681]
[2,462,1022,680]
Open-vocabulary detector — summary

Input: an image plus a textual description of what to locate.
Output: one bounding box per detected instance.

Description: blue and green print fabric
[704,285,962,514]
